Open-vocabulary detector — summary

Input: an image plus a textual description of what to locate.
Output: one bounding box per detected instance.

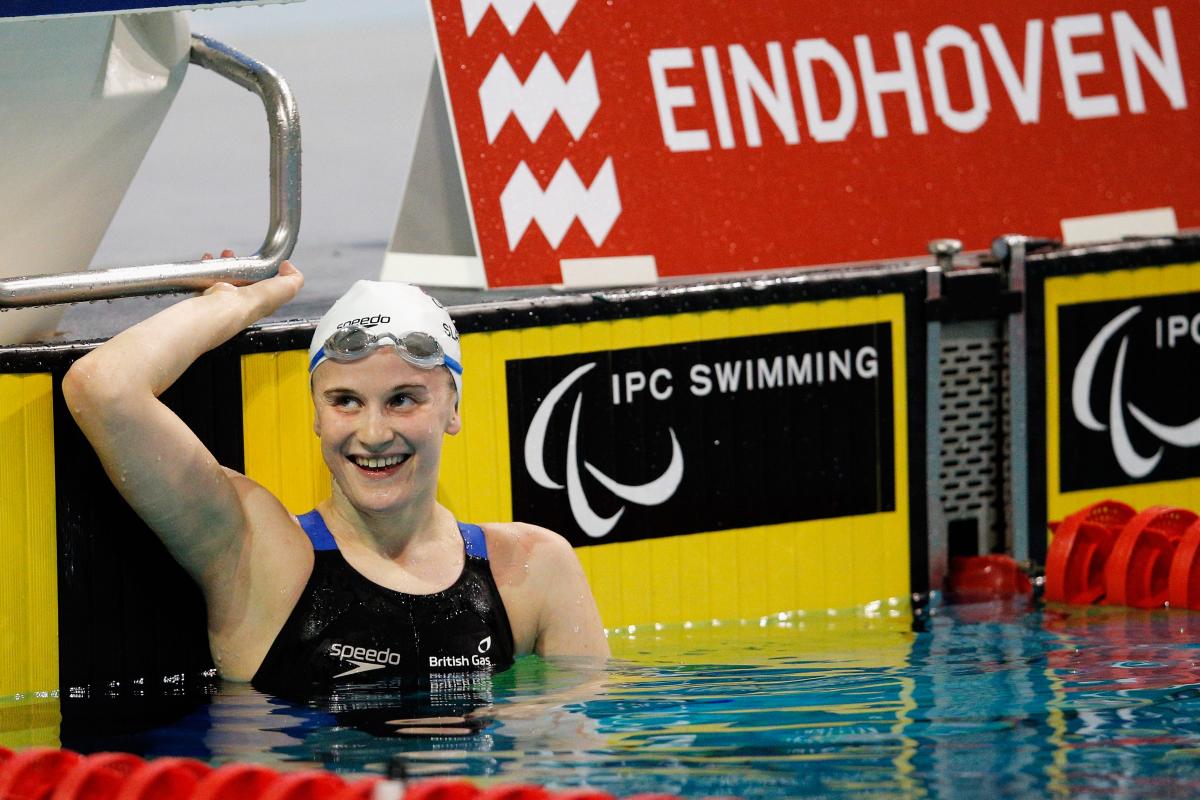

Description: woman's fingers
[272,260,304,295]
[196,256,302,315]
[277,259,302,280]
[241,260,304,316]
[195,249,303,320]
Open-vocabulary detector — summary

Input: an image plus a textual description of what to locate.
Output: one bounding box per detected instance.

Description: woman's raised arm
[61,258,305,586]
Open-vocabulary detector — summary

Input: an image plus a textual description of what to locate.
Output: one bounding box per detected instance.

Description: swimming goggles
[309,326,464,375]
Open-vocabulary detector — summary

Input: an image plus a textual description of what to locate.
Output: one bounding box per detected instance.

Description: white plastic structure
[0,13,301,340]
[0,13,190,343]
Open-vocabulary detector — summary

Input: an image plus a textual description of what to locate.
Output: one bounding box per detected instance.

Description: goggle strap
[308,345,463,376]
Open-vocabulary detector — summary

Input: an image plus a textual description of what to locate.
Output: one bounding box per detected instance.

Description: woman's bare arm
[529,530,610,658]
[61,260,305,588]
[486,522,610,659]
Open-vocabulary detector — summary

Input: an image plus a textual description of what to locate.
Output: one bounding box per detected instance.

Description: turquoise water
[30,602,1200,798]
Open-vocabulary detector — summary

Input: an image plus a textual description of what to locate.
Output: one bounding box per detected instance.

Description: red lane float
[1045,500,1135,604]
[1105,507,1198,608]
[258,770,345,800]
[51,752,145,800]
[946,555,1032,602]
[0,747,82,800]
[0,748,718,800]
[191,764,279,800]
[1169,518,1200,610]
[115,757,211,800]
[1046,501,1200,610]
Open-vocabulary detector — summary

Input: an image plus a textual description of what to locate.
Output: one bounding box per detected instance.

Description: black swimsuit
[252,510,516,697]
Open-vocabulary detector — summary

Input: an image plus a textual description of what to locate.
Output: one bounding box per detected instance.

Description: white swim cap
[308,280,462,398]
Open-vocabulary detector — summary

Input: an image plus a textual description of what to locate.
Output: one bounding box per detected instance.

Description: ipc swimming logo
[1072,305,1200,479]
[523,362,683,538]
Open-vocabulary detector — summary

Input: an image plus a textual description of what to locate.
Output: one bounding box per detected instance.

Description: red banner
[428,0,1200,286]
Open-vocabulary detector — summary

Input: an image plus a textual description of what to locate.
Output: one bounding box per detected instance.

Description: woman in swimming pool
[63,258,609,693]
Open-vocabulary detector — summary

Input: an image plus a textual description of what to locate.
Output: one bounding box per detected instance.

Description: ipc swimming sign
[1057,292,1200,490]
[1018,256,1200,564]
[505,325,896,545]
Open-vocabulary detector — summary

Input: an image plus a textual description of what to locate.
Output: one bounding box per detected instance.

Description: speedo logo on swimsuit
[337,314,391,329]
[329,642,401,678]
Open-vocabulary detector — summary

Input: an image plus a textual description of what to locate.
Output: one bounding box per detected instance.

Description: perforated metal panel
[938,320,1006,555]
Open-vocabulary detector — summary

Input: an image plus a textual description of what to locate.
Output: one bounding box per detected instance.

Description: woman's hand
[200,250,304,320]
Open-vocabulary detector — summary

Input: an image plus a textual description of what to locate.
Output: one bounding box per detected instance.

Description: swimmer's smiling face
[311,349,460,515]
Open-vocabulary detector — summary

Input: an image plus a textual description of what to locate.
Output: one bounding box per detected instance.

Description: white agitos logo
[1072,305,1200,478]
[524,363,684,538]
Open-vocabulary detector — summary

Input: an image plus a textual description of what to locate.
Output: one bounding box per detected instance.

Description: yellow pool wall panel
[0,373,60,704]
[241,350,331,513]
[0,698,60,749]
[241,294,912,629]
[1044,262,1200,521]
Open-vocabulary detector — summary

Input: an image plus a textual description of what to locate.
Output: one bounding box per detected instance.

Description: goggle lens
[399,331,441,360]
[328,327,375,359]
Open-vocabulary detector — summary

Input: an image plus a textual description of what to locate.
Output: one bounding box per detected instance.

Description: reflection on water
[11,603,1200,798]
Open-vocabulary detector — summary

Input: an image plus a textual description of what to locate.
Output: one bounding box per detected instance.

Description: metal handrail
[0,34,301,308]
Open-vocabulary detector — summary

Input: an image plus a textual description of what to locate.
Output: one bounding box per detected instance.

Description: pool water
[14,601,1200,799]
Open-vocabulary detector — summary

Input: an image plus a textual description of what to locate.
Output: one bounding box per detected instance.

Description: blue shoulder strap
[300,511,486,558]
[458,522,488,559]
[297,510,339,551]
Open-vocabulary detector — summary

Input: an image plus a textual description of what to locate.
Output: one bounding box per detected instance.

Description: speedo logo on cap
[337,315,391,329]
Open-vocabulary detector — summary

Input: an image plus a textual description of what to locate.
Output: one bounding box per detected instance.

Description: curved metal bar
[0,34,301,308]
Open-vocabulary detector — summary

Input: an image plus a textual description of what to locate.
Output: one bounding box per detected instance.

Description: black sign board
[1058,293,1200,492]
[506,324,896,545]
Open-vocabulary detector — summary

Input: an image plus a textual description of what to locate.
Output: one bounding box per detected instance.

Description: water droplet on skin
[523,562,529,571]
[572,625,580,634]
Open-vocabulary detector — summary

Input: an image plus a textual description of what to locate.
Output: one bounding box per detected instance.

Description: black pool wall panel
[52,347,244,698]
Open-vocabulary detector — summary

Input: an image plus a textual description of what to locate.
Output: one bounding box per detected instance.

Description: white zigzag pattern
[479,52,599,143]
[499,158,621,250]
[461,0,578,36]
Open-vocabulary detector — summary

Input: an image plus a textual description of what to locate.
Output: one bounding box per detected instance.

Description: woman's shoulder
[479,520,571,548]
[477,521,577,572]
